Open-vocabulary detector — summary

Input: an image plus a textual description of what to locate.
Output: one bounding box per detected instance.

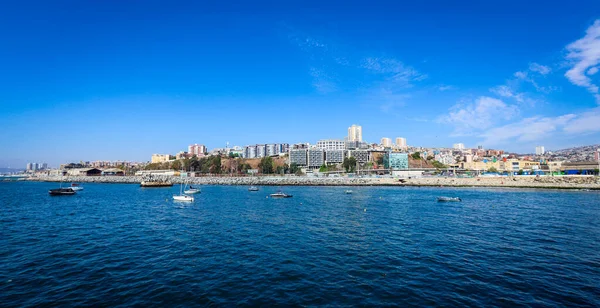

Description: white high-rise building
[348,124,362,142]
[395,137,407,148]
[535,146,545,155]
[381,137,392,147]
[453,143,465,150]
[316,139,346,151]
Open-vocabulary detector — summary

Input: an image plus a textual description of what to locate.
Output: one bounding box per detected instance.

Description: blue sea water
[1,182,599,306]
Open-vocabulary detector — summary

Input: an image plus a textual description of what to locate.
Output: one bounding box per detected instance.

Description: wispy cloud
[438,85,455,91]
[480,114,576,146]
[529,62,552,75]
[362,57,427,84]
[563,108,600,134]
[309,67,337,94]
[438,96,519,136]
[564,19,600,104]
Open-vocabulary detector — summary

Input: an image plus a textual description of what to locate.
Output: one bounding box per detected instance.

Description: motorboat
[345,190,353,194]
[69,183,83,191]
[49,188,76,196]
[173,194,194,202]
[140,181,173,187]
[270,191,292,198]
[248,186,259,191]
[437,197,461,202]
[184,185,201,194]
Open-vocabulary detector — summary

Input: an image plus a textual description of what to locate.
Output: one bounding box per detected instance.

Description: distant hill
[552,144,599,154]
[0,167,25,174]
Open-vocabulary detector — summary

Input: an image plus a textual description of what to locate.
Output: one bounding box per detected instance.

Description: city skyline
[2,1,600,167]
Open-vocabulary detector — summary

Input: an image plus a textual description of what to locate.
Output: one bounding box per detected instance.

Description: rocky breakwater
[29,175,376,186]
[403,175,600,189]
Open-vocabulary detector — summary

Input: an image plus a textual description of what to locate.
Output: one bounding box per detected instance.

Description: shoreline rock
[25,175,600,190]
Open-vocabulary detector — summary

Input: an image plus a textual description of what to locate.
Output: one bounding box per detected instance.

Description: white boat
[184,184,201,194]
[345,190,353,194]
[437,196,461,202]
[173,195,194,202]
[270,191,292,198]
[248,186,259,191]
[69,183,83,191]
[173,178,194,202]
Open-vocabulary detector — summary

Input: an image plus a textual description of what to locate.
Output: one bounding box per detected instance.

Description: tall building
[316,139,346,151]
[595,149,600,161]
[395,137,407,148]
[348,124,362,142]
[307,149,325,168]
[381,137,392,147]
[535,146,545,155]
[188,144,207,156]
[26,163,32,171]
[453,143,465,150]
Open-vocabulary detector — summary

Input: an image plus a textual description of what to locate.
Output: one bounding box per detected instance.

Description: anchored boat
[437,197,462,202]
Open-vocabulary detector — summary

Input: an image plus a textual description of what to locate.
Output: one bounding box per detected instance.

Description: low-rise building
[349,150,369,164]
[308,149,325,168]
[151,154,173,163]
[325,150,345,164]
[384,152,409,170]
[289,149,308,166]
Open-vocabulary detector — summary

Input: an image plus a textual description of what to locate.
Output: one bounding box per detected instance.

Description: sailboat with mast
[173,172,194,202]
[49,174,76,196]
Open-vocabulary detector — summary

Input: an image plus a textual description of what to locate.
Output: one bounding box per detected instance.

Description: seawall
[27,175,600,190]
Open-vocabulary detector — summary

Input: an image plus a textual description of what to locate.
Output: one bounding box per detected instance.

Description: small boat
[184,185,201,194]
[49,188,76,196]
[173,195,194,202]
[173,177,194,202]
[69,183,83,191]
[437,197,461,202]
[345,190,353,194]
[248,186,259,191]
[270,191,292,198]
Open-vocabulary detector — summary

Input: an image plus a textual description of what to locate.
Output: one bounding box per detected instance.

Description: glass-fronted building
[384,152,409,170]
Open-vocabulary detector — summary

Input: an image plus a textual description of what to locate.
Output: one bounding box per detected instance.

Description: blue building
[384,152,409,170]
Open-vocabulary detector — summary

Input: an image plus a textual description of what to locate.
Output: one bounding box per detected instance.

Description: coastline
[24,175,600,190]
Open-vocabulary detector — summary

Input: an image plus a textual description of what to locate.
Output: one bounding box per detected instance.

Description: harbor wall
[27,174,600,189]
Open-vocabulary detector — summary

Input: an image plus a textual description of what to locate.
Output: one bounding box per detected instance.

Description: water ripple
[1,182,599,306]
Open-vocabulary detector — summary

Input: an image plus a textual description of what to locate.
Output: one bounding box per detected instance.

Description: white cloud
[514,71,528,80]
[588,67,599,75]
[565,19,600,103]
[563,108,600,134]
[481,114,575,146]
[490,85,526,103]
[438,96,519,135]
[529,62,551,75]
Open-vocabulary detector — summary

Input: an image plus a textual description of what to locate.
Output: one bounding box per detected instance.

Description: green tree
[171,160,182,171]
[319,164,328,172]
[487,166,498,173]
[189,156,199,171]
[343,157,357,173]
[209,156,222,174]
[276,165,284,174]
[376,155,384,165]
[517,169,524,175]
[432,161,446,169]
[411,152,421,160]
[259,156,274,174]
[289,163,299,174]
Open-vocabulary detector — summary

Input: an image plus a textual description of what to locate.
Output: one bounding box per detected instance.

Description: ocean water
[1,182,599,306]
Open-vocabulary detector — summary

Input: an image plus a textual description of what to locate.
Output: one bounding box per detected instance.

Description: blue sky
[1,1,600,167]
